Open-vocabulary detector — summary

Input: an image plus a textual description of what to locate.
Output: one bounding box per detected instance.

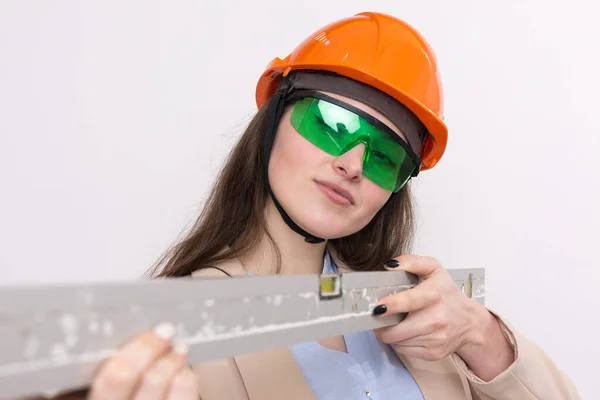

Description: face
[268,92,410,239]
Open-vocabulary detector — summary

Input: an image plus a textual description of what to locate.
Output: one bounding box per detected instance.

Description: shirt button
[365,391,371,397]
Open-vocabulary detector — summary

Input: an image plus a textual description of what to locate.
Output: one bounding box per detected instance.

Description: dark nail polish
[384,259,400,268]
[373,305,387,316]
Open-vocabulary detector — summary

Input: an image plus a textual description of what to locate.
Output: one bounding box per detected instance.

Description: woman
[62,11,579,400]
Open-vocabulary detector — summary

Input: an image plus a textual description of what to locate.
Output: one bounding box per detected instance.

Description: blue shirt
[288,252,425,400]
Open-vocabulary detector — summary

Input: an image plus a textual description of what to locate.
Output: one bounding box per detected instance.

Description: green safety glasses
[288,91,421,192]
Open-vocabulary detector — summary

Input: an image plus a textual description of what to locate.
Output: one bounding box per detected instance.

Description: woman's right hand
[45,322,198,400]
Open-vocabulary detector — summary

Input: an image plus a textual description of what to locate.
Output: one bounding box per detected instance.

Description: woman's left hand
[372,255,514,381]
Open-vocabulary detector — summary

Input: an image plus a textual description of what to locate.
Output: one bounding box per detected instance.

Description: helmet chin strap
[263,88,325,244]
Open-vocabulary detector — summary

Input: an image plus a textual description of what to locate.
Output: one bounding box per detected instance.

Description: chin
[294,211,366,240]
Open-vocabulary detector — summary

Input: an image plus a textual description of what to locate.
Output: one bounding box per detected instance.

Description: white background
[1,1,598,397]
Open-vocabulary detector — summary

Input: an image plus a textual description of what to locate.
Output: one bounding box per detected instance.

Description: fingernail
[153,322,176,340]
[373,305,387,316]
[384,259,400,268]
[173,342,189,355]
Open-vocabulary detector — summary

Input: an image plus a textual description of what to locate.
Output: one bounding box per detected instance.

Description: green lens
[290,97,417,192]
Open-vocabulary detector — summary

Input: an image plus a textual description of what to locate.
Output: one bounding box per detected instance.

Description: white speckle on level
[50,344,68,360]
[204,299,216,307]
[194,321,216,338]
[42,389,61,398]
[273,295,283,306]
[59,314,79,347]
[201,312,208,320]
[243,297,250,303]
[473,286,486,297]
[265,296,272,304]
[89,321,100,333]
[298,292,319,307]
[23,336,40,359]
[59,314,78,333]
[102,321,114,337]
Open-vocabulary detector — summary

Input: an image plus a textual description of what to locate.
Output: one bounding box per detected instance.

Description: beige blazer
[190,256,580,400]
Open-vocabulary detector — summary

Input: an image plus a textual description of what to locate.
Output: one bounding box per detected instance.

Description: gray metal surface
[0,268,484,398]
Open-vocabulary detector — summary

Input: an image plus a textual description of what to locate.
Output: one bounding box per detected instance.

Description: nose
[332,144,365,181]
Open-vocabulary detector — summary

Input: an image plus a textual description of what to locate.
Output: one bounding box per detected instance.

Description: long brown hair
[148,104,416,278]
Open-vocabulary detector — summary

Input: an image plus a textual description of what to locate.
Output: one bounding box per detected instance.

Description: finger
[374,312,435,344]
[374,279,440,315]
[90,322,176,400]
[166,368,199,400]
[133,343,190,400]
[384,255,442,278]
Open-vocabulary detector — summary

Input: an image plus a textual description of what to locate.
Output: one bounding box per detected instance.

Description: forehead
[317,91,407,142]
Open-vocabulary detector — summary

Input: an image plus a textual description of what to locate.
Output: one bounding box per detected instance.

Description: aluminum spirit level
[0,269,484,398]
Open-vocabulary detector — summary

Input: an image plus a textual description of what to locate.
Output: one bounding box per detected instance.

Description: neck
[239,198,327,276]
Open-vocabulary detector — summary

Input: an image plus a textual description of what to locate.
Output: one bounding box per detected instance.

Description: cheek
[268,115,325,184]
[354,180,393,226]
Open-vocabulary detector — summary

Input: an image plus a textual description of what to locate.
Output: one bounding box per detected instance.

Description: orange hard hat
[256,11,447,171]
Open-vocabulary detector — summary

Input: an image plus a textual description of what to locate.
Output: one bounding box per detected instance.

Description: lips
[315,180,355,205]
